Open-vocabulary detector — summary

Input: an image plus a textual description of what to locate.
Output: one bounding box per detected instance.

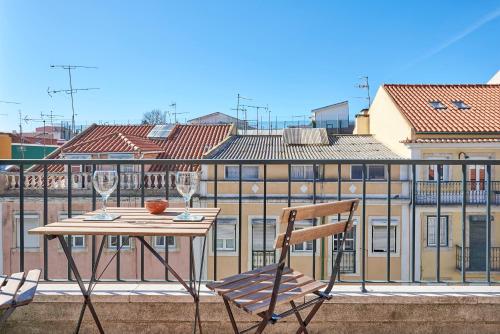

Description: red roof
[8,133,60,146]
[383,84,500,134]
[150,124,233,171]
[63,132,162,154]
[402,138,500,144]
[32,123,232,172]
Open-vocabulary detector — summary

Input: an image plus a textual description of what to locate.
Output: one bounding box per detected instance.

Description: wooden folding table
[29,207,220,334]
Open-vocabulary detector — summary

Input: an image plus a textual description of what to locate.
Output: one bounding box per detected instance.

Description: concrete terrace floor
[3,283,500,333]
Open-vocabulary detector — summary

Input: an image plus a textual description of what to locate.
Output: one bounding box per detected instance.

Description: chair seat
[207,264,326,315]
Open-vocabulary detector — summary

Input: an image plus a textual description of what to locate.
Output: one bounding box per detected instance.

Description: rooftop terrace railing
[0,158,499,288]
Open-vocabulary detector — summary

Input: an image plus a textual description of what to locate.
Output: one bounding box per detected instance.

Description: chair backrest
[275,199,359,249]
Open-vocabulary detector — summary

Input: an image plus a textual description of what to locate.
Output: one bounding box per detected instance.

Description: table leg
[75,236,107,333]
[136,236,207,334]
[57,235,105,334]
[192,236,207,334]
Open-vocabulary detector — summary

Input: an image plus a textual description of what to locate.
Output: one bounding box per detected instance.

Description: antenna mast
[357,76,371,108]
[49,65,99,138]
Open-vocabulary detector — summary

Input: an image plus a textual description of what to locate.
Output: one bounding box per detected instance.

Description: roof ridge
[384,83,500,87]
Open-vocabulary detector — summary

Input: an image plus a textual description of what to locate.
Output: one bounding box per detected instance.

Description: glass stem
[102,195,108,215]
[184,198,190,216]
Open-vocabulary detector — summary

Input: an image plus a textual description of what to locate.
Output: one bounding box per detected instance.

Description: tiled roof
[62,132,162,154]
[204,135,402,160]
[32,123,232,172]
[383,84,500,133]
[402,138,500,144]
[150,124,233,171]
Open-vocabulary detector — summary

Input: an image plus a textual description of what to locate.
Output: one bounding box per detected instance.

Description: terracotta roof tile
[150,124,232,171]
[63,132,162,154]
[383,84,500,133]
[32,123,232,173]
[402,138,500,144]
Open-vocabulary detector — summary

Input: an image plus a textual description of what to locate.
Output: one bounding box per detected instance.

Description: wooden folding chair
[207,199,359,334]
[0,269,41,323]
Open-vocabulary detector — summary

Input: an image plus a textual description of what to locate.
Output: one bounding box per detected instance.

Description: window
[65,154,92,173]
[59,213,86,249]
[429,100,446,109]
[292,220,314,252]
[291,165,315,180]
[15,214,39,249]
[108,236,131,249]
[109,153,135,172]
[224,165,259,180]
[452,100,470,110]
[333,218,357,251]
[351,165,385,180]
[252,218,276,251]
[153,236,176,249]
[216,218,237,251]
[371,219,397,253]
[427,216,448,247]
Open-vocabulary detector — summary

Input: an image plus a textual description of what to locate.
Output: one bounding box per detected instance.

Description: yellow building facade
[362,83,500,281]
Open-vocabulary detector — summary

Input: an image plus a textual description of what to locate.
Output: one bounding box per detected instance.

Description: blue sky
[0,1,499,132]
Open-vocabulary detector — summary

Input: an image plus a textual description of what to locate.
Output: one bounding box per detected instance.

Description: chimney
[353,108,370,135]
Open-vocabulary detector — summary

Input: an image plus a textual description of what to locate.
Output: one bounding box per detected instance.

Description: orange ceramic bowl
[145,199,168,214]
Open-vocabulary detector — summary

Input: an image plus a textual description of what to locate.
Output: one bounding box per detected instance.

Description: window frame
[426,215,449,247]
[14,213,40,249]
[429,100,446,110]
[215,218,237,252]
[108,153,136,172]
[153,236,176,250]
[350,164,386,180]
[369,217,399,255]
[291,219,315,253]
[290,165,315,180]
[108,235,132,249]
[59,212,86,249]
[224,165,259,180]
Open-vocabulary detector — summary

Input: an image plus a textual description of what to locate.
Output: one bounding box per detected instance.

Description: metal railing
[0,158,499,287]
[332,250,356,274]
[456,246,500,271]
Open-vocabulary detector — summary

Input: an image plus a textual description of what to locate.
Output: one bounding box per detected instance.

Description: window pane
[252,219,276,250]
[372,225,396,252]
[351,165,363,180]
[368,165,385,180]
[427,216,448,247]
[155,236,165,246]
[74,236,85,247]
[225,166,239,179]
[16,216,39,248]
[242,166,258,179]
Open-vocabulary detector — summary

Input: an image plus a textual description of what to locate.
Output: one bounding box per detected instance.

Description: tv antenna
[48,64,99,138]
[241,104,266,133]
[357,76,371,108]
[233,94,251,129]
[169,102,187,123]
[293,115,308,127]
[23,112,67,156]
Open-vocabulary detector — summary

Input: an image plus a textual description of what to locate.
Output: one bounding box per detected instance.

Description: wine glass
[92,170,118,220]
[175,171,200,220]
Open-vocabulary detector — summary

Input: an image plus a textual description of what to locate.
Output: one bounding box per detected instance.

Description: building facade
[361,83,500,281]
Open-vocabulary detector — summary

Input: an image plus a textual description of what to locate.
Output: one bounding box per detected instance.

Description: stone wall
[2,286,500,333]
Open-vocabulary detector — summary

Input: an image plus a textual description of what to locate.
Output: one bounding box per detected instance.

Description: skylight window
[429,101,446,110]
[452,100,470,110]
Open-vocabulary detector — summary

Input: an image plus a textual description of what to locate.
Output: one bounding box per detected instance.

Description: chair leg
[290,301,309,334]
[254,318,269,334]
[294,300,324,334]
[0,306,15,323]
[223,297,240,334]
